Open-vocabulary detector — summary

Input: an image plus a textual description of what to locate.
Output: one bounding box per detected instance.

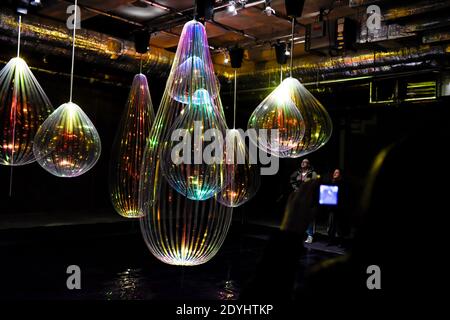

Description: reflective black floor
[0,221,341,300]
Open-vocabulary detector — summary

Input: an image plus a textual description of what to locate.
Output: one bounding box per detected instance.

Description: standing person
[289,158,318,243]
[290,159,318,191]
[327,168,345,244]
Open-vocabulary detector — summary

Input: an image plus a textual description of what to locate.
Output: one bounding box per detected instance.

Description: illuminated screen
[319,184,339,206]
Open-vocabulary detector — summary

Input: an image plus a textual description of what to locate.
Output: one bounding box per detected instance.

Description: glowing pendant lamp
[0,15,53,166]
[159,19,228,201]
[248,18,332,158]
[109,73,155,218]
[139,20,232,266]
[247,78,305,156]
[274,77,333,158]
[33,1,101,177]
[216,68,260,208]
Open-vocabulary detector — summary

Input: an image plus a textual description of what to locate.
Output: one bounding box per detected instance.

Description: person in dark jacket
[289,158,318,243]
[326,168,349,244]
[289,158,318,191]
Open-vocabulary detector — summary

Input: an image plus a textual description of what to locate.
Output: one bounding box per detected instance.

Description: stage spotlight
[15,0,30,14]
[134,30,150,54]
[263,1,275,16]
[274,42,288,65]
[228,1,238,16]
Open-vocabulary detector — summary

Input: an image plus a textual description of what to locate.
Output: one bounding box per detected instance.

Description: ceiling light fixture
[227,1,238,16]
[224,51,229,64]
[263,0,275,16]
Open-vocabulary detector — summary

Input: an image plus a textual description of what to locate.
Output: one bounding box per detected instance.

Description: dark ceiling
[1,0,449,68]
[4,1,355,54]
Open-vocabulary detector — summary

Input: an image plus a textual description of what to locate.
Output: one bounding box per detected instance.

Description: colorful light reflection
[0,57,53,166]
[216,129,260,208]
[160,89,227,201]
[33,102,101,177]
[139,20,232,266]
[110,74,154,218]
[248,77,305,156]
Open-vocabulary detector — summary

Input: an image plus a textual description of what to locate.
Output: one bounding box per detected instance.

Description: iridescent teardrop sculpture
[160,89,227,201]
[282,77,333,157]
[110,74,154,218]
[248,77,332,158]
[216,129,260,207]
[248,77,305,156]
[139,20,232,266]
[0,57,53,166]
[33,102,101,177]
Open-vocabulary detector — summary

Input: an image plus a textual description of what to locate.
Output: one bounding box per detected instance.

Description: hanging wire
[290,17,295,77]
[139,54,143,74]
[316,67,320,89]
[69,0,78,102]
[193,0,198,20]
[233,69,237,129]
[17,15,21,57]
[280,65,283,83]
[10,14,23,196]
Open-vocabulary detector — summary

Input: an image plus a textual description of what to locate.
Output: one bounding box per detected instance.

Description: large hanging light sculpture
[139,20,232,266]
[33,1,101,177]
[110,73,155,218]
[248,16,332,158]
[159,18,228,201]
[0,15,53,166]
[216,50,260,208]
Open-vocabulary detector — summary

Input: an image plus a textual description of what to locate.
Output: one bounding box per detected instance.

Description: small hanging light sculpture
[139,20,232,266]
[33,0,101,177]
[248,16,332,158]
[247,78,305,156]
[276,77,333,158]
[110,73,154,218]
[216,128,260,207]
[216,50,260,208]
[0,15,53,166]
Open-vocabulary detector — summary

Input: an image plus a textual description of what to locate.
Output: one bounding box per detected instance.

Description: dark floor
[0,220,343,300]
